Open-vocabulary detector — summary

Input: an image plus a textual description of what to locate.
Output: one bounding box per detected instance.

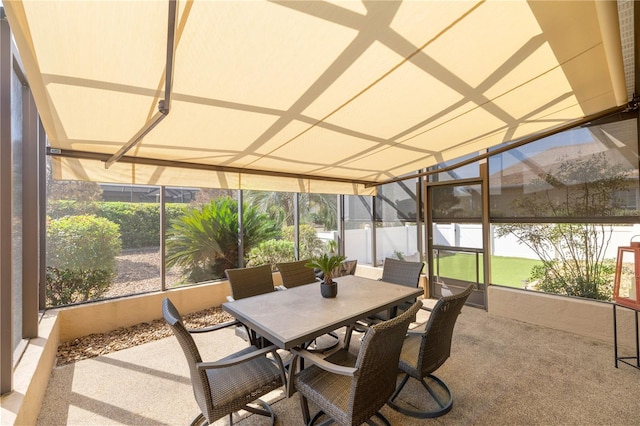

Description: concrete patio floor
[37,303,639,425]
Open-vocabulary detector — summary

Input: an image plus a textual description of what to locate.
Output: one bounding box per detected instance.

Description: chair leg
[243,399,276,425]
[388,372,410,403]
[387,373,453,419]
[189,413,206,426]
[365,412,391,425]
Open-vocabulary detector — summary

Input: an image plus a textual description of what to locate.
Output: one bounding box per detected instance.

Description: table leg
[287,354,299,398]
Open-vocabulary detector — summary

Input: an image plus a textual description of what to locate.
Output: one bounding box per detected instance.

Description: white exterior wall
[344,223,640,263]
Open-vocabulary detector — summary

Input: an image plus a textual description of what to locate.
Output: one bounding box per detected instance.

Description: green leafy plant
[46,214,121,306]
[166,197,279,282]
[47,214,121,274]
[46,266,112,306]
[246,240,295,270]
[282,224,325,259]
[48,201,187,249]
[306,253,347,285]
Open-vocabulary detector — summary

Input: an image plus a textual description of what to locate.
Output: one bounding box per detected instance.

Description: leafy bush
[46,215,121,306]
[530,259,614,301]
[48,199,99,218]
[246,240,295,270]
[166,197,279,282]
[282,224,324,259]
[46,266,112,306]
[48,201,187,249]
[47,214,122,273]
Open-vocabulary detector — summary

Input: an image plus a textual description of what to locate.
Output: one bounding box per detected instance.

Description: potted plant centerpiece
[306,253,347,298]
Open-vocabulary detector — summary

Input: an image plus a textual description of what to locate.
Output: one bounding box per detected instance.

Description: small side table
[613,303,640,370]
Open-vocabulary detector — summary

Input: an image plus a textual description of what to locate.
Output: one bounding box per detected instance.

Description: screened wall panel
[375,180,420,262]
[489,117,639,221]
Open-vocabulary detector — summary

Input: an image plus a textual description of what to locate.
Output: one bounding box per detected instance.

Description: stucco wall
[488,286,637,350]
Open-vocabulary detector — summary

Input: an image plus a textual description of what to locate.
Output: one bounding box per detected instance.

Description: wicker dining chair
[339,259,358,276]
[371,257,424,321]
[387,284,474,418]
[162,298,286,426]
[225,264,275,300]
[225,264,276,348]
[314,259,358,281]
[276,259,318,289]
[292,300,422,426]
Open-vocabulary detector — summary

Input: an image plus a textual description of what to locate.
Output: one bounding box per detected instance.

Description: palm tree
[245,191,338,230]
[166,197,279,282]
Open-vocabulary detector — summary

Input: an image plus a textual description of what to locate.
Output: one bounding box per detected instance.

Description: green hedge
[47,214,122,273]
[48,201,187,249]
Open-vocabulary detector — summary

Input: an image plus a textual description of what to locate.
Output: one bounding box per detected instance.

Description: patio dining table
[223,275,422,399]
[222,274,422,351]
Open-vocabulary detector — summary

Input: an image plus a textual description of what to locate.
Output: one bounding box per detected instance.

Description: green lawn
[434,253,542,288]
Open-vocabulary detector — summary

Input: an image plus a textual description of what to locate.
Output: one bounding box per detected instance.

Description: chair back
[276,260,317,288]
[414,284,473,376]
[225,264,274,300]
[381,257,423,288]
[349,300,422,420]
[333,259,358,277]
[162,298,213,420]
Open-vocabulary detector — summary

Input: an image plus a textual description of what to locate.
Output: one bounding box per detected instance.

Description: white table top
[222,274,422,350]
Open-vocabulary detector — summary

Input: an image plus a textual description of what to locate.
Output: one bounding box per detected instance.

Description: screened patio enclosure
[3,0,630,194]
[2,0,640,407]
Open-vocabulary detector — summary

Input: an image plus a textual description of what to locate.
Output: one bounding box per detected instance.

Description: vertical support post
[425,179,434,297]
[416,177,423,264]
[294,193,300,260]
[337,194,344,255]
[371,196,377,266]
[22,82,38,338]
[160,186,166,291]
[38,120,46,310]
[480,155,491,310]
[0,6,14,395]
[237,190,244,267]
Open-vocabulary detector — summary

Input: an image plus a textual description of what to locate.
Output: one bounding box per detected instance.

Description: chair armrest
[187,319,241,334]
[196,344,281,370]
[407,325,427,335]
[291,348,357,376]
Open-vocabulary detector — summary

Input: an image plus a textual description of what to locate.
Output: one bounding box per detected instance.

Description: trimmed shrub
[48,201,188,249]
[48,200,99,218]
[246,240,295,270]
[47,214,121,272]
[282,224,324,259]
[46,267,112,305]
[46,214,121,306]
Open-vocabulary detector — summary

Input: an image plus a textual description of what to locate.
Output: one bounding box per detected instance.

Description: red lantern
[613,241,640,310]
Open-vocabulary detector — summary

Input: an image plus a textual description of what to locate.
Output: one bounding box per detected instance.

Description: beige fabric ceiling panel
[4,0,628,195]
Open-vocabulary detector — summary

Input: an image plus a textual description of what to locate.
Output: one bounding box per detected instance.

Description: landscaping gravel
[56,248,232,365]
